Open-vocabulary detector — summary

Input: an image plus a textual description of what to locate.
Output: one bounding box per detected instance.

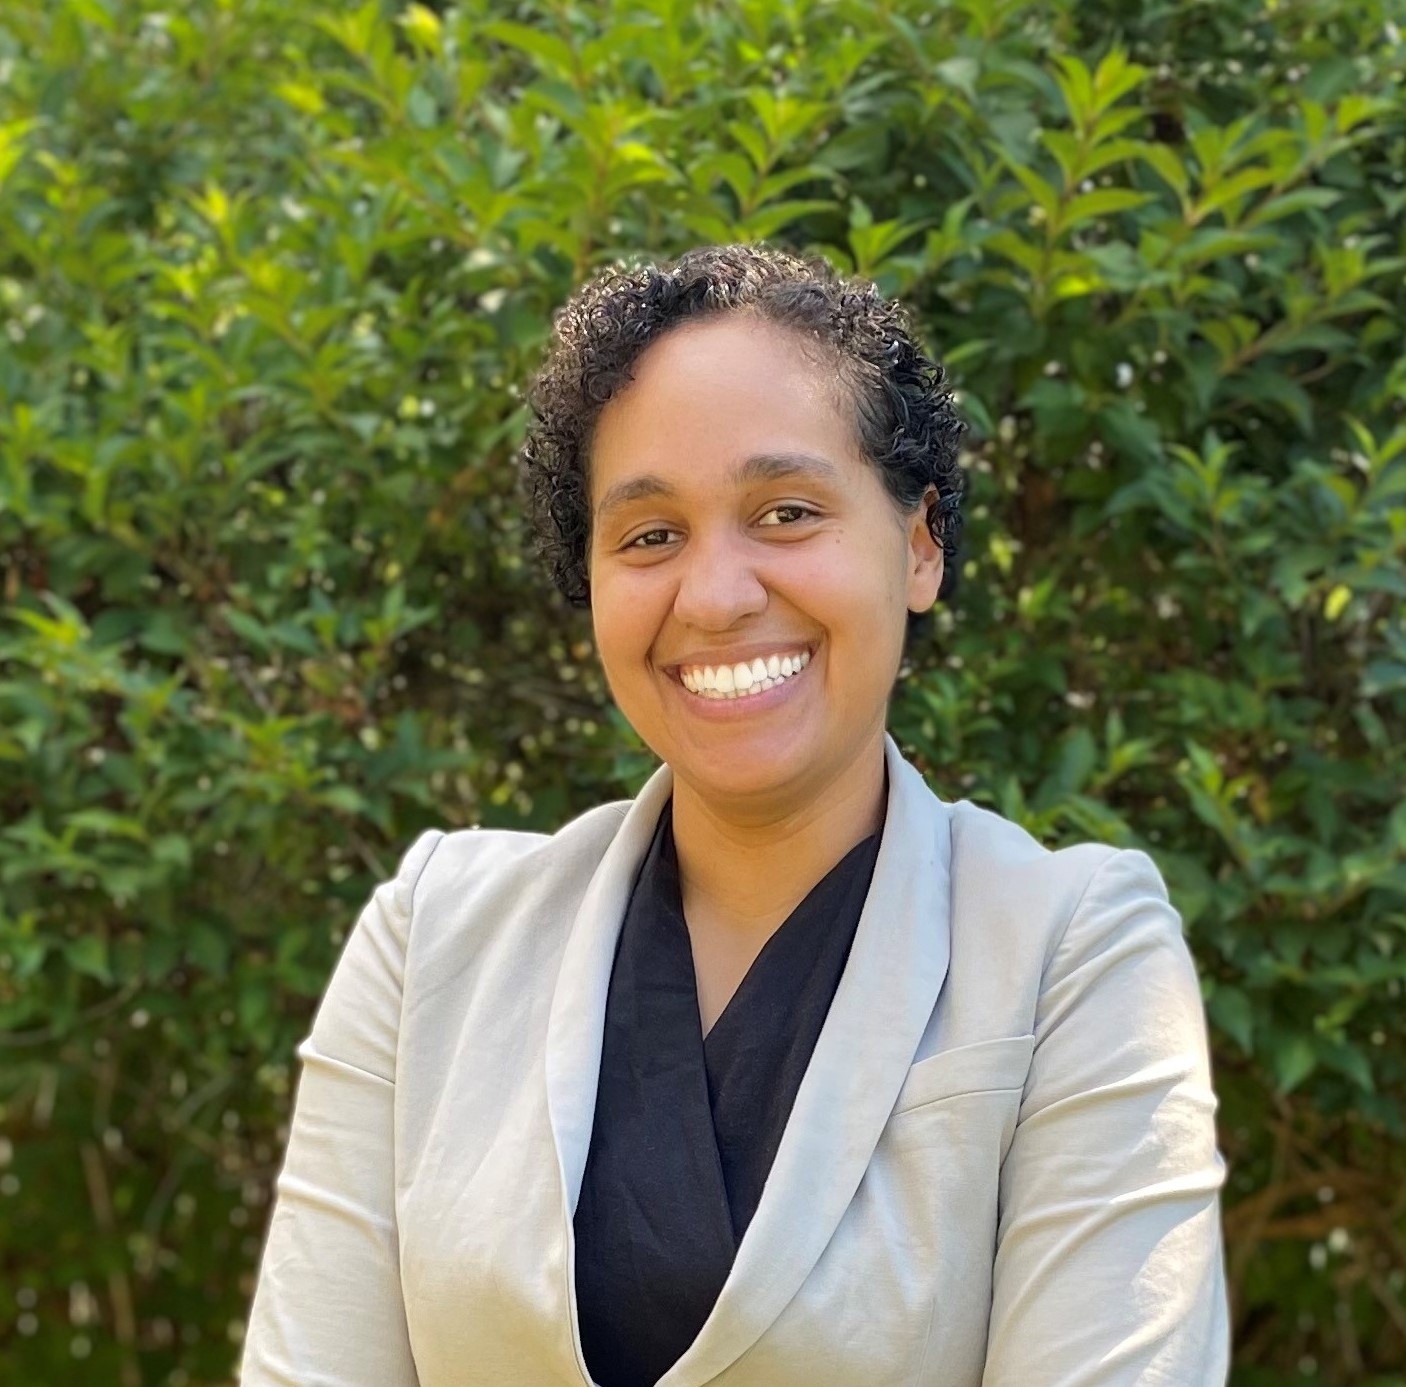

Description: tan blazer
[241,731,1230,1386]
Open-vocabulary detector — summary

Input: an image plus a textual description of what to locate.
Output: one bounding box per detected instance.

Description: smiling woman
[240,244,1229,1387]
[583,308,949,844]
[523,244,966,645]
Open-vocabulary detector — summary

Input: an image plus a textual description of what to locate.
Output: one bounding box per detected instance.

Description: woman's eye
[759,504,815,527]
[624,505,816,550]
[625,528,678,549]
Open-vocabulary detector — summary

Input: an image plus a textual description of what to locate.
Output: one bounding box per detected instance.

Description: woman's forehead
[618,317,832,398]
[590,326,856,482]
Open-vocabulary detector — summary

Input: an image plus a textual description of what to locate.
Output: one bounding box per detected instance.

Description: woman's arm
[240,828,445,1387]
[982,848,1231,1386]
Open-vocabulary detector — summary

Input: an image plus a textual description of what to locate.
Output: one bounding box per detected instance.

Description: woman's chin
[667,727,822,802]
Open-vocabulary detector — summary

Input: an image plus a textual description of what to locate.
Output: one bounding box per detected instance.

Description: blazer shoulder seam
[408,827,448,920]
[1041,843,1125,985]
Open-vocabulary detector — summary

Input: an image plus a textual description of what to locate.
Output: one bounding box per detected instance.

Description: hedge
[1,0,1403,1382]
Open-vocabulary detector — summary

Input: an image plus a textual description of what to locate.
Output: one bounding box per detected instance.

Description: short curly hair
[517,242,966,656]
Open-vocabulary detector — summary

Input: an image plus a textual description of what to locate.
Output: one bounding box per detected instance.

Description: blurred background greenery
[1,0,1404,1382]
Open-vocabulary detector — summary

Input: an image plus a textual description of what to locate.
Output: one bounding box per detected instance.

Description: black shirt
[573,790,884,1387]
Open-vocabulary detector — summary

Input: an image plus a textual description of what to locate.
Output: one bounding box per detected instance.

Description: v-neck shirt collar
[572,790,885,1387]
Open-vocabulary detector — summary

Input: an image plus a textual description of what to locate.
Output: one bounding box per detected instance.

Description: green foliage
[1,0,1403,1381]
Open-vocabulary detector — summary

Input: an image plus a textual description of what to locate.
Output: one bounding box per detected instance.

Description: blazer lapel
[660,732,953,1386]
[544,732,954,1387]
[544,762,674,1227]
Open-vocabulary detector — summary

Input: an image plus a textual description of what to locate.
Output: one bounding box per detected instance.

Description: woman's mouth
[669,646,816,714]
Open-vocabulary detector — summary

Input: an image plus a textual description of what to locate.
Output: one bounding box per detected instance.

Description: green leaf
[1052,187,1153,235]
[66,934,112,984]
[398,3,443,53]
[983,228,1043,275]
[65,808,148,842]
[1097,399,1163,465]
[1227,367,1314,434]
[479,20,578,81]
[1021,377,1089,438]
[238,978,273,1037]
[1193,166,1279,224]
[313,1,383,58]
[153,835,193,869]
[407,85,438,128]
[755,162,832,204]
[1207,985,1255,1055]
[727,120,769,173]
[1363,661,1406,697]
[941,339,992,370]
[1241,187,1343,229]
[222,606,273,653]
[1320,1043,1374,1094]
[144,931,182,984]
[812,123,890,174]
[316,785,370,814]
[850,216,935,275]
[736,199,836,241]
[744,90,828,156]
[188,922,231,978]
[1136,143,1188,200]
[1051,54,1096,127]
[0,117,39,188]
[933,56,980,102]
[1091,48,1148,110]
[1273,1034,1318,1094]
[1035,727,1098,807]
[1000,154,1061,220]
[1044,133,1144,187]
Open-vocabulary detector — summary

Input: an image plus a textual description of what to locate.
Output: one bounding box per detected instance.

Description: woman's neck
[669,733,888,944]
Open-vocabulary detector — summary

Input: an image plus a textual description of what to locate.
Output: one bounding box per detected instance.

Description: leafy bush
[1,0,1402,1381]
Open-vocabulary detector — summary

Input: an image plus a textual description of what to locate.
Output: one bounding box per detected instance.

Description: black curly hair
[517,242,966,658]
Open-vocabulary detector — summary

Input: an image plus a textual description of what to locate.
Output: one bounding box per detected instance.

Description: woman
[241,244,1230,1386]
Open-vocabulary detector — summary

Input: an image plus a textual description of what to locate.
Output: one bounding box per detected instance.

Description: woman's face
[586,312,943,811]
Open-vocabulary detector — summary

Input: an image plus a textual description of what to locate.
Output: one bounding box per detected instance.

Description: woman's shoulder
[943,797,1176,960]
[939,799,1192,1039]
[402,795,635,906]
[381,798,637,993]
[945,797,1124,894]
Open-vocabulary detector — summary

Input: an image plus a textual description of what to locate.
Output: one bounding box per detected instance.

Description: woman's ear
[906,485,944,613]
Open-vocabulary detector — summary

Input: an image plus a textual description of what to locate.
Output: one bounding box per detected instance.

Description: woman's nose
[670,532,769,627]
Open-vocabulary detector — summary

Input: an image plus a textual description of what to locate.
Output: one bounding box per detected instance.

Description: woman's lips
[669,648,816,714]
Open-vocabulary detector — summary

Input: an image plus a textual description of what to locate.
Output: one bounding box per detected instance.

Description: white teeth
[680,648,812,700]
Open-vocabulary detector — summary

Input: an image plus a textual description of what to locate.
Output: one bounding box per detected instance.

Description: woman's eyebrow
[595,452,841,522]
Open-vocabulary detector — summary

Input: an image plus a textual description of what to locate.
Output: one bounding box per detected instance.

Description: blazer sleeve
[239,827,445,1387]
[981,847,1231,1387]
